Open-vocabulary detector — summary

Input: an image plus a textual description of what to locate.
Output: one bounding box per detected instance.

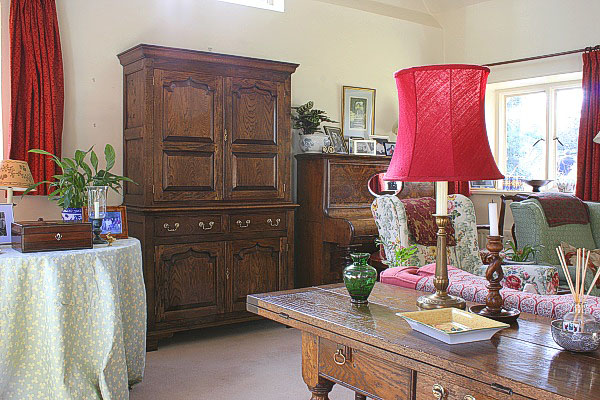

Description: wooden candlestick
[470,235,520,323]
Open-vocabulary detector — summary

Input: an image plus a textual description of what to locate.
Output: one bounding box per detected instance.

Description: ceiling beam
[313,0,441,28]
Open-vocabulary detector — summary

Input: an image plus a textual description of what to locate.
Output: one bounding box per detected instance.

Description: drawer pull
[432,384,447,400]
[267,218,280,227]
[236,219,251,228]
[163,223,180,232]
[199,221,214,231]
[490,383,513,395]
[464,396,476,400]
[55,233,62,241]
[333,349,346,366]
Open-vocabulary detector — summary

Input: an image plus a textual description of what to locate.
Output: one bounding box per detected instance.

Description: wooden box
[11,221,93,253]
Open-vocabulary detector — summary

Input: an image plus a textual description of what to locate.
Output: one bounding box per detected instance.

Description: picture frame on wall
[0,204,14,244]
[83,205,129,239]
[353,139,377,156]
[323,126,348,154]
[370,135,388,156]
[342,86,375,139]
[384,142,396,157]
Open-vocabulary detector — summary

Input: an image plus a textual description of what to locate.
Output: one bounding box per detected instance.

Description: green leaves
[291,101,337,135]
[26,144,137,209]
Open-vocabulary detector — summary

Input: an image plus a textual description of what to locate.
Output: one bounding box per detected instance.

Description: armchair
[511,199,600,296]
[372,194,559,295]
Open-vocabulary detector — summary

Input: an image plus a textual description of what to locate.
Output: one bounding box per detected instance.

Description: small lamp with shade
[0,160,35,204]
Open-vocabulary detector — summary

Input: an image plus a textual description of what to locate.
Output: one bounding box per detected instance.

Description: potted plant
[24,144,135,221]
[292,101,337,153]
[503,240,543,264]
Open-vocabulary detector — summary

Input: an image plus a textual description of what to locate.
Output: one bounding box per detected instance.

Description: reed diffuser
[556,247,600,333]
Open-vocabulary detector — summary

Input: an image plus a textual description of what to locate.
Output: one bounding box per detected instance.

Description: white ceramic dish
[398,308,510,345]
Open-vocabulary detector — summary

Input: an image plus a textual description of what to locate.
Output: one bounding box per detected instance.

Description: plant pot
[299,133,331,153]
[343,253,378,304]
[61,207,83,221]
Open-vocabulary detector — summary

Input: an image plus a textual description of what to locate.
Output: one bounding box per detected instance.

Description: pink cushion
[380,263,460,289]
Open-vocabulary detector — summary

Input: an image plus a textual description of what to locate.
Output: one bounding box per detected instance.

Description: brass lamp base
[417,292,466,310]
[416,214,467,311]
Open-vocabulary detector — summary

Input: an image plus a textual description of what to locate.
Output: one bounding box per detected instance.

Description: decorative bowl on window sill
[524,179,552,192]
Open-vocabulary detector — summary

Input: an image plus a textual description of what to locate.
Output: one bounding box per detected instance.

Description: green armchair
[510,199,600,296]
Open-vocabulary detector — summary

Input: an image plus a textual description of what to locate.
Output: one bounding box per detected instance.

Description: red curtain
[9,0,64,195]
[448,181,471,197]
[576,49,600,201]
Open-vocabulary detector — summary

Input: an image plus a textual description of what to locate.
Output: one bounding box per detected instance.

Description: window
[218,0,284,12]
[495,79,582,192]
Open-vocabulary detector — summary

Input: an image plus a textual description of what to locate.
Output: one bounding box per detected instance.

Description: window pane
[505,92,547,180]
[555,87,582,192]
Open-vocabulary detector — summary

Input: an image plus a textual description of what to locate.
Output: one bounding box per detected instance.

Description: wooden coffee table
[247,283,598,400]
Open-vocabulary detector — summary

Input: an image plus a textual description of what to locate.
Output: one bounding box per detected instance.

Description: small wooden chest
[12,221,93,253]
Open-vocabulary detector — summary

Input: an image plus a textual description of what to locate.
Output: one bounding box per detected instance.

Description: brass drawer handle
[55,233,62,241]
[432,384,447,400]
[266,218,280,227]
[464,395,476,400]
[333,349,346,366]
[199,221,214,231]
[163,222,180,232]
[236,219,250,228]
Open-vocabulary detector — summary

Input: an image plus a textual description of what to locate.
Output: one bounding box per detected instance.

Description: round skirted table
[0,238,146,400]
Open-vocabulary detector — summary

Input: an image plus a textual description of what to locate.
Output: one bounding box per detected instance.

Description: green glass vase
[343,253,378,304]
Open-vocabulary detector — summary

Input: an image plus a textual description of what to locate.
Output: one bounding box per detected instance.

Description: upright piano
[295,153,434,287]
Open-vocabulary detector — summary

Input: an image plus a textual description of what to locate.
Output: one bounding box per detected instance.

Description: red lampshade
[384,64,503,182]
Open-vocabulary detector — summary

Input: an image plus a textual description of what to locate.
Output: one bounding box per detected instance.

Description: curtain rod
[483,45,600,67]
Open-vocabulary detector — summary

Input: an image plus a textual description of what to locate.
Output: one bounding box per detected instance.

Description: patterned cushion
[477,264,559,295]
[371,194,481,275]
[414,269,600,320]
[561,242,600,289]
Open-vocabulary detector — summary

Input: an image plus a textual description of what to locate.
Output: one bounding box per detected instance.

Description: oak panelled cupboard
[118,44,298,350]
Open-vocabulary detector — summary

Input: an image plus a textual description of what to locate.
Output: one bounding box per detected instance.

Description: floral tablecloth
[0,238,146,399]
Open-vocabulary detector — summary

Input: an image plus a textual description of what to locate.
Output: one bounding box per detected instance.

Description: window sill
[470,189,533,196]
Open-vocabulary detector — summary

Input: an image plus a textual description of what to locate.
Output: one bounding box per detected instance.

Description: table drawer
[416,373,528,400]
[318,338,412,400]
[155,215,224,237]
[229,212,286,233]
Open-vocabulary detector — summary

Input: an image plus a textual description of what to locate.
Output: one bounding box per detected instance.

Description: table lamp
[0,159,35,204]
[384,64,504,310]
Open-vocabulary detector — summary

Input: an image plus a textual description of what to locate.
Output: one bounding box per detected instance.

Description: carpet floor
[130,320,353,399]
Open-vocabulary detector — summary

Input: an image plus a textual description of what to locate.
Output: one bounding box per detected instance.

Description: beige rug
[130,320,351,399]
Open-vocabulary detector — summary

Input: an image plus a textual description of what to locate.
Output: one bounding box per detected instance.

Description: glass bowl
[551,320,600,352]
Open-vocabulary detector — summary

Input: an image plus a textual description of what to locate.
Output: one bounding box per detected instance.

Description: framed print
[323,126,347,154]
[370,135,388,156]
[353,139,377,155]
[342,86,375,138]
[470,180,496,189]
[0,204,14,244]
[384,142,396,156]
[83,205,128,239]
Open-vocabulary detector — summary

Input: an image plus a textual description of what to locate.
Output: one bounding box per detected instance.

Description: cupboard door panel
[225,77,286,200]
[155,243,225,325]
[228,238,285,312]
[154,70,224,202]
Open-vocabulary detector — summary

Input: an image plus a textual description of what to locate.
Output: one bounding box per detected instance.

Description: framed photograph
[0,204,14,244]
[370,135,388,156]
[323,126,347,154]
[384,142,396,157]
[353,139,377,156]
[342,86,376,138]
[471,180,496,189]
[83,205,128,239]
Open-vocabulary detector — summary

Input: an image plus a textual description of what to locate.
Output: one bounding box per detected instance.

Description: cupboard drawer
[416,373,527,400]
[229,212,287,233]
[155,215,224,236]
[318,338,412,400]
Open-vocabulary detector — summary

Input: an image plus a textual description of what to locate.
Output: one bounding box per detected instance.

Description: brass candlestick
[416,215,466,310]
[470,235,520,322]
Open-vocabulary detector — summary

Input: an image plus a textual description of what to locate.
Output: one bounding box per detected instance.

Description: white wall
[3,0,443,220]
[435,0,600,234]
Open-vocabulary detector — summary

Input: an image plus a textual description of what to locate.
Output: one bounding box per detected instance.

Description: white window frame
[478,79,582,193]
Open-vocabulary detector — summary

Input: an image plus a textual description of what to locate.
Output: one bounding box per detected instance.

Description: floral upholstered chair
[371,194,559,295]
